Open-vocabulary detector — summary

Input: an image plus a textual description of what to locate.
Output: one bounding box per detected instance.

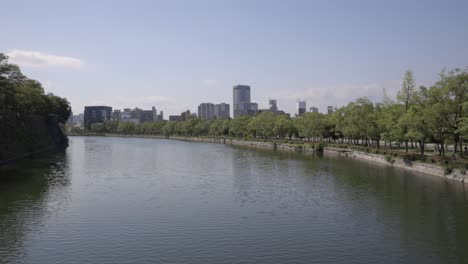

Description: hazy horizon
[2,0,468,116]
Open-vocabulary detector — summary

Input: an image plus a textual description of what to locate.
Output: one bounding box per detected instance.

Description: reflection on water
[0,137,467,264]
[0,153,70,263]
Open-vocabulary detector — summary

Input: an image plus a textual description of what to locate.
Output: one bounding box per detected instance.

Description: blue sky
[2,0,468,116]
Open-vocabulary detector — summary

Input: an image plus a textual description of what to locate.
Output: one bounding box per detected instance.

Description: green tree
[117,122,136,134]
[274,115,293,139]
[230,116,251,138]
[397,70,418,151]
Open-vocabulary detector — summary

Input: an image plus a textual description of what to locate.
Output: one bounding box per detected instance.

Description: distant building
[157,111,164,121]
[131,107,142,120]
[269,99,278,112]
[233,84,251,117]
[297,100,306,116]
[121,108,133,122]
[198,103,215,120]
[327,105,334,115]
[113,110,122,121]
[139,106,157,123]
[191,113,198,118]
[68,112,84,127]
[309,106,318,113]
[181,110,191,121]
[214,103,230,119]
[169,115,181,122]
[84,106,112,129]
[248,102,259,116]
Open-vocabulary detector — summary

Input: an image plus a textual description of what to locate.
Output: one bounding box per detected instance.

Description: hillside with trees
[1,53,71,164]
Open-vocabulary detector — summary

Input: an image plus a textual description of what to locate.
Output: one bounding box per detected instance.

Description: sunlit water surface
[1,136,467,263]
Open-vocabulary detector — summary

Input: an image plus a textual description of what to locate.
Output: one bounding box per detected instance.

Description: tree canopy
[0,53,71,123]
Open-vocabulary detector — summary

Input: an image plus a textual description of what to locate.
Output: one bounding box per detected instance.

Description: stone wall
[0,112,68,165]
[324,147,468,183]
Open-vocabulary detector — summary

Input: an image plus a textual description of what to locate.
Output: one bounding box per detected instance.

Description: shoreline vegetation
[70,133,468,183]
[1,53,71,165]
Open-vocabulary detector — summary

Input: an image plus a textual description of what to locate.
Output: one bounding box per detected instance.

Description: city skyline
[2,0,468,116]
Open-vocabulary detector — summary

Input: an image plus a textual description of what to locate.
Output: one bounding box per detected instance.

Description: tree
[397,70,418,151]
[248,112,275,139]
[230,116,251,138]
[300,112,326,141]
[0,53,71,123]
[162,121,176,136]
[274,115,293,139]
[117,122,136,134]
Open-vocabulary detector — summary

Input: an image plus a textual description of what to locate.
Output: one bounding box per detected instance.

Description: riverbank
[72,133,468,183]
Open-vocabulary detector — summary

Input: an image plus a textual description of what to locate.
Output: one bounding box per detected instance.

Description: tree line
[0,53,71,123]
[84,68,468,157]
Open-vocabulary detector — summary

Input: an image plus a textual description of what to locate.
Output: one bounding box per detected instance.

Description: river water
[1,136,467,263]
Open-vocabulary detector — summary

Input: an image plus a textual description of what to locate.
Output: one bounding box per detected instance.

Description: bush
[460,166,467,175]
[384,155,395,164]
[444,163,453,175]
[316,141,326,152]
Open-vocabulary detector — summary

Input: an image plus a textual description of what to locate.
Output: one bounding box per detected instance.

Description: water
[1,136,467,264]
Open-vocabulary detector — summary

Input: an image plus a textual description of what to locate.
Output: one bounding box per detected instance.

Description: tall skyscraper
[297,100,306,116]
[214,103,230,119]
[327,105,334,115]
[198,103,215,120]
[233,85,251,117]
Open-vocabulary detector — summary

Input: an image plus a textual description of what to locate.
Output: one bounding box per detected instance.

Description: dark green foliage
[0,53,71,123]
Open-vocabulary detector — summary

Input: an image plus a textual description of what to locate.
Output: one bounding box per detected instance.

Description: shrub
[316,141,326,152]
[444,163,453,175]
[460,166,467,175]
[384,155,394,164]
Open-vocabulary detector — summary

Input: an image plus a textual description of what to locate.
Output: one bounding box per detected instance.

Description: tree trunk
[405,140,408,152]
[454,133,459,153]
[419,140,425,157]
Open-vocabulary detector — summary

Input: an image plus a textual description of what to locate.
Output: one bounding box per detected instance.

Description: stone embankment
[0,112,68,165]
[169,136,467,183]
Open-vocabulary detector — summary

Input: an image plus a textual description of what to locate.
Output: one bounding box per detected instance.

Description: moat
[1,136,467,263]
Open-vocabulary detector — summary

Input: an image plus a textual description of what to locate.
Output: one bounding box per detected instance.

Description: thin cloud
[6,49,84,69]
[202,79,217,86]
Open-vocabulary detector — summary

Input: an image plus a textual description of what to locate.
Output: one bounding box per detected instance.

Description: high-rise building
[297,100,306,116]
[214,103,230,119]
[233,85,251,117]
[84,106,112,129]
[198,103,215,120]
[309,106,318,113]
[269,99,278,112]
[327,105,334,115]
